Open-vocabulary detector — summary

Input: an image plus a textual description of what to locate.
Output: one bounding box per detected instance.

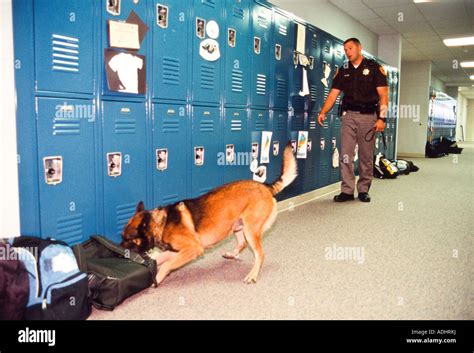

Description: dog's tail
[267,142,298,195]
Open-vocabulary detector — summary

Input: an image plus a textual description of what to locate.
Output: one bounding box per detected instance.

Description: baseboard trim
[277,183,340,213]
[397,153,425,159]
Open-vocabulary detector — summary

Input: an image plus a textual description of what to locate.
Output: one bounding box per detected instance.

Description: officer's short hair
[344,38,361,46]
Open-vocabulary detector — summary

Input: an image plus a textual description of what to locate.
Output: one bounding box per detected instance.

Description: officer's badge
[379,66,387,76]
[363,68,370,76]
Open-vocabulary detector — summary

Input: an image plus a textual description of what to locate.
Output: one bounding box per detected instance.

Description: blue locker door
[307,26,322,114]
[152,0,191,101]
[269,110,288,185]
[317,113,331,188]
[272,11,290,109]
[224,0,250,106]
[280,111,305,199]
[289,21,304,111]
[329,114,341,184]
[250,3,272,108]
[249,109,270,182]
[191,0,224,105]
[102,101,147,242]
[320,34,334,113]
[34,0,94,94]
[153,103,188,206]
[332,39,345,114]
[303,116,318,193]
[36,98,96,244]
[191,106,223,197]
[223,108,250,183]
[101,0,148,97]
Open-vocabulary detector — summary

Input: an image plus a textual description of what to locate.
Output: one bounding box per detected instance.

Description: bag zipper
[42,272,86,310]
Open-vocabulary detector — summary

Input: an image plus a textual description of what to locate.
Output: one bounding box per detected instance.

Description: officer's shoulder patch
[379,65,387,76]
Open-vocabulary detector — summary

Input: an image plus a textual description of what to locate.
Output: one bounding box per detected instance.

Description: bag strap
[90,235,158,287]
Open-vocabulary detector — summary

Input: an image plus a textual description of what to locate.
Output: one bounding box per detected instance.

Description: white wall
[431,75,446,93]
[378,34,401,69]
[0,0,20,238]
[270,0,378,55]
[466,100,474,142]
[398,61,432,157]
[456,93,469,142]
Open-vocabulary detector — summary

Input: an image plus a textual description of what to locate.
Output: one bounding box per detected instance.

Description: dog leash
[365,128,387,150]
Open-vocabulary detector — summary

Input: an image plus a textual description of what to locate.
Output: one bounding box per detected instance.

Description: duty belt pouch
[72,235,158,311]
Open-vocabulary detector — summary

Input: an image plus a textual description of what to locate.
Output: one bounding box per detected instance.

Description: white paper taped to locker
[260,131,272,164]
[199,38,221,61]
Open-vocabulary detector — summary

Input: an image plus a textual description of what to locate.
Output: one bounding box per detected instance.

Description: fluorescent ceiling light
[460,61,474,68]
[443,36,474,47]
[470,75,474,80]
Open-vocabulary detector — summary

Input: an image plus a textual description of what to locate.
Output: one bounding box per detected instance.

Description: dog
[121,142,297,285]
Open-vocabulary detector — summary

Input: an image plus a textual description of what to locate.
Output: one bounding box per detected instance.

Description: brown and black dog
[121,142,297,285]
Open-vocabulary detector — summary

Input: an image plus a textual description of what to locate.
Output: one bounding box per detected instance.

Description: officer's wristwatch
[377,117,387,123]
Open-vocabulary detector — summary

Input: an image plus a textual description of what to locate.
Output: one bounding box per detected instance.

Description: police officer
[317,38,388,203]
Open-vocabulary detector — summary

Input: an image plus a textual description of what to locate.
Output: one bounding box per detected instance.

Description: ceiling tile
[372,4,425,22]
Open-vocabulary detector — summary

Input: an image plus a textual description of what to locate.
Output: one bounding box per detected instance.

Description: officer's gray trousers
[339,110,377,195]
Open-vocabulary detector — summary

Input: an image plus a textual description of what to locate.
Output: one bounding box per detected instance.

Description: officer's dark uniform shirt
[331,57,388,106]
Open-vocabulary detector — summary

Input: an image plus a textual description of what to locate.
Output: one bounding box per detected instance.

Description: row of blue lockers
[427,89,457,142]
[13,0,399,244]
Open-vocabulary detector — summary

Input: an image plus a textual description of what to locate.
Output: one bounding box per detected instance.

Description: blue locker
[191,106,223,197]
[224,0,250,106]
[329,114,341,184]
[36,97,96,244]
[320,33,334,113]
[191,0,224,105]
[223,108,250,183]
[152,103,188,206]
[101,0,148,97]
[289,21,304,112]
[280,111,305,199]
[317,112,331,188]
[249,109,270,182]
[302,115,318,192]
[102,101,147,242]
[271,10,291,110]
[269,110,288,185]
[250,2,272,108]
[332,39,345,114]
[306,25,322,114]
[152,0,191,101]
[34,0,94,94]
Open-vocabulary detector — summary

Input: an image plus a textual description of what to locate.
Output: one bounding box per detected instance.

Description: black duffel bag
[72,235,157,311]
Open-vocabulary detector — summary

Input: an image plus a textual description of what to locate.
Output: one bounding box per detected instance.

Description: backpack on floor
[374,152,398,179]
[0,242,30,320]
[72,235,158,311]
[12,236,91,320]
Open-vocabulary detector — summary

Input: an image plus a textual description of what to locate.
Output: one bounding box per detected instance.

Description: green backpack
[73,235,158,311]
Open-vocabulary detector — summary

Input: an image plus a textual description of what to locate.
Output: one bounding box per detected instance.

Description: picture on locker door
[156,149,168,171]
[195,147,204,166]
[105,49,146,94]
[107,152,122,177]
[43,157,63,185]
[121,142,298,285]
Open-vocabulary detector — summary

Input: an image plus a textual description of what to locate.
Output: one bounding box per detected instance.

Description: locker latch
[157,4,168,28]
[43,156,63,185]
[307,139,312,152]
[228,28,236,48]
[273,141,279,156]
[251,143,259,160]
[254,37,261,55]
[106,0,121,16]
[156,149,168,171]
[196,18,206,39]
[226,144,234,164]
[194,146,204,166]
[275,44,281,60]
[107,152,122,177]
[309,56,314,70]
[293,51,298,65]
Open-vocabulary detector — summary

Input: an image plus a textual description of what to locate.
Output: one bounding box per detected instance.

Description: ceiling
[328,0,474,97]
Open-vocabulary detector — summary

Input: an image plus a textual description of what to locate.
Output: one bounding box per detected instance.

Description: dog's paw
[243,275,257,284]
[222,252,239,260]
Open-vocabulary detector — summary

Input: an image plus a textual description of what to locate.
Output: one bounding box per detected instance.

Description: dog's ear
[135,201,145,214]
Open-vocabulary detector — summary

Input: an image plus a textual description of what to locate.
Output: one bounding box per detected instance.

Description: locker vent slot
[324,43,331,54]
[56,214,83,244]
[231,69,243,92]
[116,203,137,236]
[312,34,318,49]
[292,118,304,131]
[51,34,79,73]
[200,119,214,132]
[278,24,287,36]
[162,120,180,133]
[276,119,286,131]
[336,50,343,58]
[53,119,80,136]
[256,74,266,96]
[277,78,288,98]
[203,0,216,8]
[115,119,136,134]
[200,64,215,90]
[257,15,269,29]
[310,121,317,129]
[162,57,181,86]
[231,119,242,131]
[233,6,244,19]
[254,120,265,131]
[310,84,318,102]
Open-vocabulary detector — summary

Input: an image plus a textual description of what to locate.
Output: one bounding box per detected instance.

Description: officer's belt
[343,103,377,114]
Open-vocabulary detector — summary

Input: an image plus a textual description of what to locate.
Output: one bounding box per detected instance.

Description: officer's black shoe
[333,193,355,202]
[358,192,371,202]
